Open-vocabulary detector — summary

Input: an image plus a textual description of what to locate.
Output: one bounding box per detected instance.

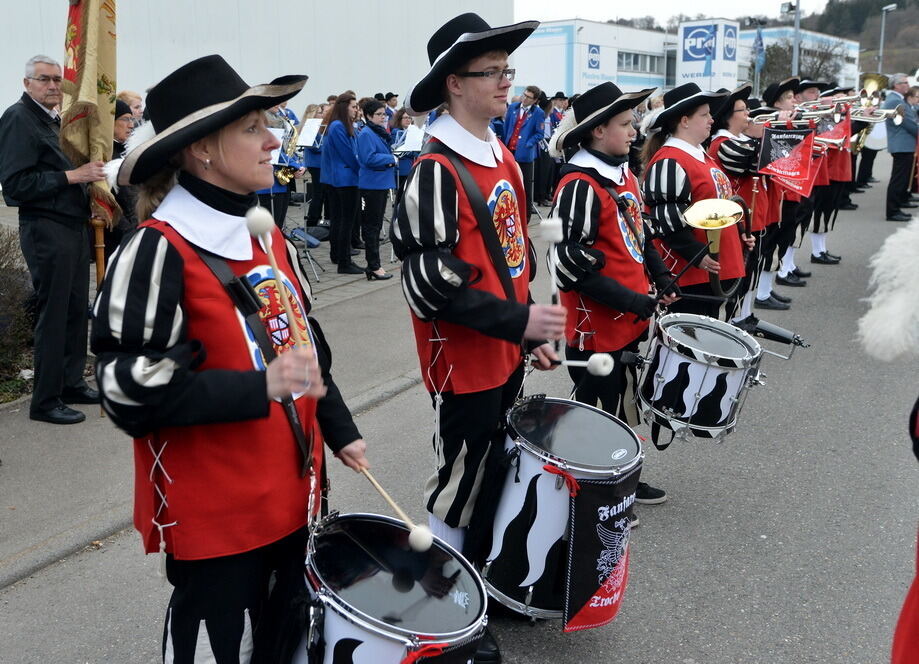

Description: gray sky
[514,0,830,27]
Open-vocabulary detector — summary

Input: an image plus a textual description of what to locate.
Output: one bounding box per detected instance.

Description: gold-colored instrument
[683,198,746,297]
[276,114,301,186]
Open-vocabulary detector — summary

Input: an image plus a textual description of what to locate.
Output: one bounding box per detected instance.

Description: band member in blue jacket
[390,108,419,208]
[503,84,545,221]
[356,99,396,281]
[304,104,329,228]
[320,93,363,273]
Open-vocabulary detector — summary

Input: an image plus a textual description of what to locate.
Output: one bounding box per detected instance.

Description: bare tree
[752,38,845,89]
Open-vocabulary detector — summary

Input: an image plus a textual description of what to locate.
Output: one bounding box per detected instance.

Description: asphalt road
[1,161,917,663]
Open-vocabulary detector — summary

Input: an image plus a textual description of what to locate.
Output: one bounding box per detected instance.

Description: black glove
[653,274,682,299]
[627,293,658,320]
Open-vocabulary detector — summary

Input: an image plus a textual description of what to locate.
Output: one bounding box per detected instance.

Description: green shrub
[0,227,34,401]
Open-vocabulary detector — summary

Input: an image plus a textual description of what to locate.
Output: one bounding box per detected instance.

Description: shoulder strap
[421,141,517,302]
[194,246,314,477]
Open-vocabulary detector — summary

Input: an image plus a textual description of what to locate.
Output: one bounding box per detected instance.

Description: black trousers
[19,218,90,412]
[305,167,328,224]
[360,188,388,271]
[257,190,290,230]
[518,159,535,218]
[163,527,309,664]
[776,200,801,261]
[327,185,359,265]
[533,149,553,203]
[855,148,878,186]
[759,221,783,273]
[667,281,733,320]
[887,152,914,217]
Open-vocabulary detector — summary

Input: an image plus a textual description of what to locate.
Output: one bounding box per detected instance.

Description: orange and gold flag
[60,0,119,227]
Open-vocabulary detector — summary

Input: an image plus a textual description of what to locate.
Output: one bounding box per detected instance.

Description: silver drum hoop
[657,313,762,369]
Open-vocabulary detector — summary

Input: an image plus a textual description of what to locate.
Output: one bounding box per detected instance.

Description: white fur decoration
[105,120,157,190]
[858,218,919,360]
[548,108,577,159]
[103,157,123,191]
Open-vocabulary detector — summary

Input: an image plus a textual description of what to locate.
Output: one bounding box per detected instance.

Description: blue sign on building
[682,25,716,62]
[587,44,600,69]
[723,25,738,61]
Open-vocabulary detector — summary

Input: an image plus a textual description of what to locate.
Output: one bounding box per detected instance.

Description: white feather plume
[548,108,577,159]
[858,218,919,360]
[640,108,663,137]
[124,119,156,155]
[103,157,123,191]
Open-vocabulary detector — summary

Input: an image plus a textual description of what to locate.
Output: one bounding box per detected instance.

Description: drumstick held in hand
[360,468,434,552]
[246,206,307,348]
[541,215,564,352]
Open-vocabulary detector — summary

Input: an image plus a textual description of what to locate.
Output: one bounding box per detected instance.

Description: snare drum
[638,313,762,441]
[294,513,486,664]
[483,397,642,621]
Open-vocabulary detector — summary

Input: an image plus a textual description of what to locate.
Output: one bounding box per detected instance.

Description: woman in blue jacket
[304,103,329,228]
[390,108,418,209]
[320,93,363,273]
[356,99,396,280]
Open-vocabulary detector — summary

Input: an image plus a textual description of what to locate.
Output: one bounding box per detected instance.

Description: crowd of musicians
[4,9,916,664]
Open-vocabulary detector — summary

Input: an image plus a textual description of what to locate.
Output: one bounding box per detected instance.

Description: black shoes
[62,386,100,404]
[352,241,366,249]
[792,267,811,278]
[475,626,501,663]
[839,202,858,211]
[770,291,792,304]
[776,273,807,287]
[30,404,86,425]
[810,252,840,265]
[635,481,667,505]
[755,295,790,310]
[337,262,365,275]
[888,212,912,222]
[365,270,393,281]
[901,202,918,209]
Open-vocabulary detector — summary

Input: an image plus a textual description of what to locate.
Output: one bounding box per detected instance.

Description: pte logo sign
[723,25,738,61]
[682,25,715,62]
[588,44,600,69]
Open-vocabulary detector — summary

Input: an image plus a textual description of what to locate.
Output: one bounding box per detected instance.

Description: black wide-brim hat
[819,85,854,98]
[117,55,306,185]
[649,83,728,132]
[551,91,568,100]
[762,77,799,106]
[552,82,655,151]
[404,12,539,117]
[712,83,752,122]
[796,79,830,94]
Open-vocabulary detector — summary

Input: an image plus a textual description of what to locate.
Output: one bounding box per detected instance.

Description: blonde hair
[135,159,179,220]
[117,90,142,105]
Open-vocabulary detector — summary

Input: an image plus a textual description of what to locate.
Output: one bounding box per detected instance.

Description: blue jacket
[304,134,322,169]
[356,125,397,190]
[490,117,505,140]
[391,128,419,177]
[256,149,304,195]
[320,120,359,187]
[502,102,545,163]
[883,91,918,154]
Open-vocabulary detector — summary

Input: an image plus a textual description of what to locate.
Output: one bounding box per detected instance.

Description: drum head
[309,514,485,638]
[661,314,758,362]
[507,398,641,472]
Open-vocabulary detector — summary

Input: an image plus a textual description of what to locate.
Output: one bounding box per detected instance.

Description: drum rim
[636,398,737,439]
[657,312,762,368]
[306,512,488,643]
[506,396,643,475]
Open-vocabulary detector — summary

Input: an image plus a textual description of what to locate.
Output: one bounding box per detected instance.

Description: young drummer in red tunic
[546,82,678,510]
[92,56,369,663]
[641,83,755,320]
[392,14,564,662]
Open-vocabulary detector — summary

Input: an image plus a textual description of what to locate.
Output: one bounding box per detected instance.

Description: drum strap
[650,422,675,451]
[193,245,314,477]
[421,141,517,302]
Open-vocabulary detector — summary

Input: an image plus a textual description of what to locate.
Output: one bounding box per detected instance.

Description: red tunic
[410,141,531,395]
[708,136,770,232]
[133,221,323,560]
[556,170,650,351]
[648,145,745,287]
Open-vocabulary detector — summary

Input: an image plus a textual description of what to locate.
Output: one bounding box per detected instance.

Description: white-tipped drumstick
[541,215,564,351]
[533,352,616,376]
[360,468,433,552]
[245,206,307,348]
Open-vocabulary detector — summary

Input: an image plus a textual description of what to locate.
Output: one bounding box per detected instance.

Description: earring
[203,158,211,170]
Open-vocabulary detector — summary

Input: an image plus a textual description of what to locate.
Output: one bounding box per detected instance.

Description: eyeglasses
[372,111,387,117]
[457,68,515,82]
[27,75,63,84]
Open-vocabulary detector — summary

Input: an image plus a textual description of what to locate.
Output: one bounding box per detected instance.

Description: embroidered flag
[758,125,817,196]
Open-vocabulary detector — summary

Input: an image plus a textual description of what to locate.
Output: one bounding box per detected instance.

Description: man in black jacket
[0,54,106,424]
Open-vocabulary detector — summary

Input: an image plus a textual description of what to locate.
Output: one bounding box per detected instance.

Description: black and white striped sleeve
[642,157,693,236]
[549,178,605,291]
[717,138,759,178]
[91,228,269,437]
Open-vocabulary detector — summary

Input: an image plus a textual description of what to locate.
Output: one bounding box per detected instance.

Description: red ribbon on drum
[542,465,581,497]
[402,642,448,663]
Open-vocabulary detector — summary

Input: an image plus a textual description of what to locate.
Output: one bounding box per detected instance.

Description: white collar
[714,128,749,142]
[568,148,628,186]
[28,94,59,120]
[664,136,707,162]
[153,185,261,260]
[426,114,504,167]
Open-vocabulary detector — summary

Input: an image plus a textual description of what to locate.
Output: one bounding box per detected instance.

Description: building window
[617,51,664,74]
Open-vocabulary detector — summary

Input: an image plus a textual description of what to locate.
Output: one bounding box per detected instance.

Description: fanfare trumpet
[682,198,747,298]
[751,105,843,125]
[851,105,904,125]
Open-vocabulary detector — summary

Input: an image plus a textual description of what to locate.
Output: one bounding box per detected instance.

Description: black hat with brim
[796,79,830,94]
[553,82,655,151]
[117,54,306,186]
[552,90,568,100]
[404,12,539,117]
[762,77,799,106]
[385,92,398,101]
[649,83,728,132]
[712,83,753,122]
[819,85,854,98]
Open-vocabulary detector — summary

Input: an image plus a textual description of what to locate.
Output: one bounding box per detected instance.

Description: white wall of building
[2,1,513,116]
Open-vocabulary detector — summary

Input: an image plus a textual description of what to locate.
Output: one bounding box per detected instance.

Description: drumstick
[531,353,615,376]
[541,215,564,352]
[245,206,308,348]
[360,468,434,552]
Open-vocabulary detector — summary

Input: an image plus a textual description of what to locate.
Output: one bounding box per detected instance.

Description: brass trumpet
[751,105,843,125]
[851,105,904,125]
[814,136,846,149]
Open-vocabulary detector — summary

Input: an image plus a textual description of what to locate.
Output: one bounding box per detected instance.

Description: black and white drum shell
[294,513,487,664]
[484,398,642,618]
[638,313,763,440]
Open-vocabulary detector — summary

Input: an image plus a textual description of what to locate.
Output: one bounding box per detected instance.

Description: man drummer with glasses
[393,13,564,662]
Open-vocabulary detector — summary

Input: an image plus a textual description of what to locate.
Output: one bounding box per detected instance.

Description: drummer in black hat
[547,82,677,511]
[392,13,564,660]
[640,83,754,320]
[93,55,369,662]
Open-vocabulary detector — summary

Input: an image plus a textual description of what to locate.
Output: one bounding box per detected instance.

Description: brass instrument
[683,198,746,298]
[276,113,301,186]
[814,136,846,149]
[851,105,904,125]
[751,105,843,125]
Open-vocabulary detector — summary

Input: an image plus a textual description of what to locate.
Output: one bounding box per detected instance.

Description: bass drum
[293,513,487,664]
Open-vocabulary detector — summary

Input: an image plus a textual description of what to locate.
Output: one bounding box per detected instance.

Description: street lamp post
[878,3,897,74]
[781,1,801,76]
